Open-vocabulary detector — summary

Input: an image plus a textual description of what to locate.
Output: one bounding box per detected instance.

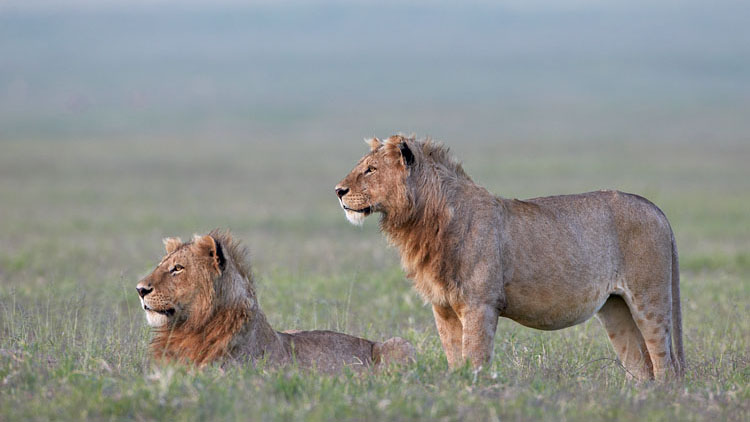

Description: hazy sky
[2,0,748,141]
[0,0,723,13]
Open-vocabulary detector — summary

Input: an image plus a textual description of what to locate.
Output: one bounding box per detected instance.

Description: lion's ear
[193,234,224,274]
[398,141,415,167]
[163,237,182,254]
[366,137,382,151]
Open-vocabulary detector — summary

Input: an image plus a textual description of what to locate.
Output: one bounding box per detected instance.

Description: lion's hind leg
[596,295,654,380]
[627,289,677,381]
[373,337,416,367]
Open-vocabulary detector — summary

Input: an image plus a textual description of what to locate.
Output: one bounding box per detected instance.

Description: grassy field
[1,3,749,420]
[0,132,747,421]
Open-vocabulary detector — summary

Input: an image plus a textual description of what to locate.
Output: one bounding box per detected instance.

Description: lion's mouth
[144,305,175,317]
[343,205,371,215]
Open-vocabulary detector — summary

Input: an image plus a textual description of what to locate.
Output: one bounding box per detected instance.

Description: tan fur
[136,230,415,371]
[335,135,685,380]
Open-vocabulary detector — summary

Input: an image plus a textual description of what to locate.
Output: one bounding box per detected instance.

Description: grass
[0,134,748,421]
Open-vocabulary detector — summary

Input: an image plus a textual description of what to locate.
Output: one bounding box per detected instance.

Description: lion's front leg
[432,304,463,368]
[459,304,499,369]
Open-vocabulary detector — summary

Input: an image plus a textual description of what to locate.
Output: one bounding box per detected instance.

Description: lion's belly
[500,193,626,330]
[501,278,612,330]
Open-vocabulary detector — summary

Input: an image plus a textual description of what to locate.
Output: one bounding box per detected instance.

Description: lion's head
[335,135,468,229]
[136,231,259,364]
[334,135,417,226]
[136,231,252,330]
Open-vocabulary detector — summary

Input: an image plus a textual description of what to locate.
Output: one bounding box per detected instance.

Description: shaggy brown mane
[379,136,489,306]
[208,229,254,287]
[150,305,250,365]
[413,137,469,181]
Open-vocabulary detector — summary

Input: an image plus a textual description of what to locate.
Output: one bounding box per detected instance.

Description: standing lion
[335,135,684,380]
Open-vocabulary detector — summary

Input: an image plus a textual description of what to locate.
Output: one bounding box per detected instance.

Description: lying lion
[335,135,684,380]
[135,231,415,371]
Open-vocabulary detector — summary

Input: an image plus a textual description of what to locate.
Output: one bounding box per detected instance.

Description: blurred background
[2,0,749,268]
[1,1,749,419]
[2,0,749,313]
[2,0,750,326]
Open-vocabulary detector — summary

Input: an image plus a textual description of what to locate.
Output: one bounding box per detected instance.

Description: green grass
[0,135,748,421]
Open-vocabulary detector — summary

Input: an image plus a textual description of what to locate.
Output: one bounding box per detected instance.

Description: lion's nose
[335,187,349,199]
[137,286,153,298]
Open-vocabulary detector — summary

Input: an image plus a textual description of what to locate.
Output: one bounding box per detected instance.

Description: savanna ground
[1,3,750,421]
[1,129,748,421]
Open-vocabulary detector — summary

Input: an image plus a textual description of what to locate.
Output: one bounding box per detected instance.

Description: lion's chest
[405,261,458,307]
[390,227,462,307]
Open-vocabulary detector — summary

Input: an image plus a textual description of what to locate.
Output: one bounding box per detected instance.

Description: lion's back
[281,330,376,372]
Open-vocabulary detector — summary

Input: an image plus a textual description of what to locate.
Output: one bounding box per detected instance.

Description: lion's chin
[345,209,369,226]
[142,304,175,328]
[341,203,372,226]
[145,310,169,327]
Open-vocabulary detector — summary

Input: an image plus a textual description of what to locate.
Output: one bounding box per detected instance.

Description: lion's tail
[670,230,686,377]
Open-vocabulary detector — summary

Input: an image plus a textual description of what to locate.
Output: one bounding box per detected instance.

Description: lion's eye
[170,264,184,274]
[364,166,376,175]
